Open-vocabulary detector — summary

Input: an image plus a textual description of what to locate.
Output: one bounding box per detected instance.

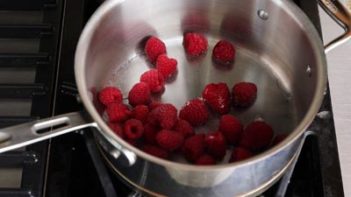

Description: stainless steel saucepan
[0,0,350,196]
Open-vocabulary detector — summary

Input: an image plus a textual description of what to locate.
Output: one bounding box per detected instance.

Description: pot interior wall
[84,0,320,138]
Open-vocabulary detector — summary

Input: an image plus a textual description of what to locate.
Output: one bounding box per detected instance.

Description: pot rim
[74,0,327,171]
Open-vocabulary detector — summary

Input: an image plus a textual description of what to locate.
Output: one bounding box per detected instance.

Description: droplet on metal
[306,65,312,77]
[258,9,269,20]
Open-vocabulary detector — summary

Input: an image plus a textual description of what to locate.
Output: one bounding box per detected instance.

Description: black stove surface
[0,0,344,196]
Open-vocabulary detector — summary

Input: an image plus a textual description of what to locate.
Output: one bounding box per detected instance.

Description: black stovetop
[0,0,344,197]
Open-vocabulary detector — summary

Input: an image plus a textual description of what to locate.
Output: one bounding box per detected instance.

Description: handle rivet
[258,9,269,20]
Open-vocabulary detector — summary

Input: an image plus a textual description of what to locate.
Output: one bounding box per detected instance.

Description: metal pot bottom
[97,142,298,197]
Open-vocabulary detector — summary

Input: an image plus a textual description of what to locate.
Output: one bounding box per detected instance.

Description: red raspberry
[232,82,257,108]
[218,114,243,145]
[196,154,216,165]
[212,40,236,65]
[140,69,165,93]
[205,131,227,160]
[146,108,159,126]
[272,134,288,146]
[108,122,124,138]
[182,134,205,162]
[147,104,178,129]
[179,98,209,126]
[143,145,169,159]
[143,123,159,144]
[144,36,166,63]
[156,104,178,129]
[156,130,184,152]
[106,103,131,122]
[240,120,274,151]
[123,119,144,140]
[183,32,208,57]
[128,82,151,106]
[174,119,194,139]
[131,105,149,123]
[229,147,253,162]
[148,101,162,111]
[156,54,178,80]
[98,87,123,106]
[202,83,231,114]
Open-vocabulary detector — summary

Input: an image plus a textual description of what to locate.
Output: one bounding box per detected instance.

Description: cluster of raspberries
[98,33,286,165]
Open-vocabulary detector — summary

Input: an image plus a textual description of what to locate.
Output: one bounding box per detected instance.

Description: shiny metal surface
[318,0,351,52]
[74,0,327,196]
[0,112,95,153]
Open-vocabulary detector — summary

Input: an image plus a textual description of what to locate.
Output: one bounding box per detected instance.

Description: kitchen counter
[319,3,351,196]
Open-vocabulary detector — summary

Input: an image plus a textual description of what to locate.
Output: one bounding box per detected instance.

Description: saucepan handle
[0,112,96,153]
[317,0,351,52]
